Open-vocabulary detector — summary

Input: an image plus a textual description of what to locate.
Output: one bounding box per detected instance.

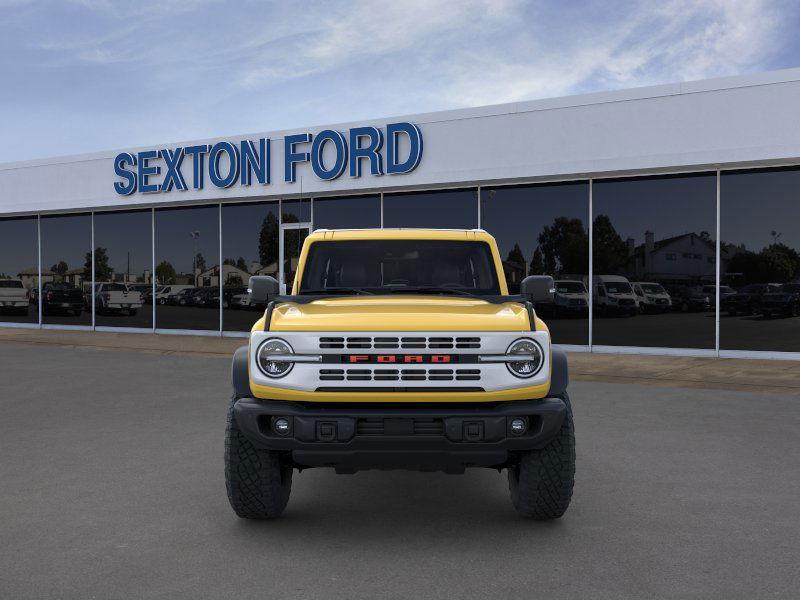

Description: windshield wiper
[298,287,374,296]
[387,286,480,298]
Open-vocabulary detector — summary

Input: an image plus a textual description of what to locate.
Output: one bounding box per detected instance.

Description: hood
[269,296,531,331]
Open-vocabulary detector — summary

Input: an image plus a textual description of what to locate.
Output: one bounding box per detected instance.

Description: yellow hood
[267,296,531,331]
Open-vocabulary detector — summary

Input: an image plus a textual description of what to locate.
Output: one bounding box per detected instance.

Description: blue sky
[1,0,798,163]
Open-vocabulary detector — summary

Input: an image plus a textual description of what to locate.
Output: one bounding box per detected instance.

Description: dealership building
[1,68,800,359]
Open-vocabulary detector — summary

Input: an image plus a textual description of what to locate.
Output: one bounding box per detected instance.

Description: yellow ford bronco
[226,229,575,519]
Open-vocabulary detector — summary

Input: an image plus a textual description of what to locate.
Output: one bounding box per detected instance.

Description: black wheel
[508,393,576,519]
[225,396,292,519]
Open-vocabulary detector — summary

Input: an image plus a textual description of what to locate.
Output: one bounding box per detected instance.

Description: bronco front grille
[319,336,481,350]
[319,368,481,382]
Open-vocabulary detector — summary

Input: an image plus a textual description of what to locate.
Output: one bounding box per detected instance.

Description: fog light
[273,417,291,436]
[510,418,527,435]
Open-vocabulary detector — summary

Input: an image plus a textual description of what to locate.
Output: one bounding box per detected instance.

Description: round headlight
[506,338,544,378]
[256,338,294,378]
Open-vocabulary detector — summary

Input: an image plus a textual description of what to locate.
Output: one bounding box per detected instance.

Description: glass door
[279,223,310,294]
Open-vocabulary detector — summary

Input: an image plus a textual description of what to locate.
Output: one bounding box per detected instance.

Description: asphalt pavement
[0,342,798,599]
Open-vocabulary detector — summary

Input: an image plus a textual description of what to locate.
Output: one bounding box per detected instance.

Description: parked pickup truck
[89,282,143,315]
[41,282,84,316]
[759,283,800,318]
[0,279,30,314]
[226,229,574,520]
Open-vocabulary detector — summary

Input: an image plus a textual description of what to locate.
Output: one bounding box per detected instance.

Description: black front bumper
[233,397,566,473]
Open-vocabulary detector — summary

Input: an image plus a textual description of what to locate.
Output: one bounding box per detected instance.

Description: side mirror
[520,275,555,304]
[248,276,280,306]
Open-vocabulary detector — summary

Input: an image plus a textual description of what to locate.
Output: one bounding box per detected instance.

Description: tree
[194,253,207,273]
[51,261,68,276]
[226,274,244,287]
[236,256,248,272]
[258,212,279,268]
[536,217,589,276]
[528,246,545,275]
[726,243,800,285]
[592,214,629,274]
[156,261,177,285]
[84,247,113,283]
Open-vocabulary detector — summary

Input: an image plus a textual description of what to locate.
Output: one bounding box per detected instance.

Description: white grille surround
[249,330,551,392]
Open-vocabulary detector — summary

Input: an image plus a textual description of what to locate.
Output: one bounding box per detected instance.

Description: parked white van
[631,282,672,313]
[592,275,638,316]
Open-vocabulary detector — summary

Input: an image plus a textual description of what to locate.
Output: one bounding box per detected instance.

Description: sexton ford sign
[112,122,423,196]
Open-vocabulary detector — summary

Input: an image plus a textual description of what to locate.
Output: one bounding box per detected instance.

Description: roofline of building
[3,67,800,172]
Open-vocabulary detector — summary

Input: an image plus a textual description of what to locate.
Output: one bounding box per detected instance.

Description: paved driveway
[0,343,798,599]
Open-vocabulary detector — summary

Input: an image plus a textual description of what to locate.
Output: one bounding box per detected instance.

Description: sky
[1,0,799,163]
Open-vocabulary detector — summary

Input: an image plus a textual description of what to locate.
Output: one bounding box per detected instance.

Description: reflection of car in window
[722,283,781,316]
[593,275,637,317]
[89,282,143,316]
[0,279,30,314]
[631,282,672,313]
[759,283,800,318]
[669,286,711,313]
[549,280,588,317]
[41,282,84,316]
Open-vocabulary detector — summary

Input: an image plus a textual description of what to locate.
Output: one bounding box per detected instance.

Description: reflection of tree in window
[258,213,278,268]
[537,217,589,275]
[592,215,628,274]
[156,261,177,284]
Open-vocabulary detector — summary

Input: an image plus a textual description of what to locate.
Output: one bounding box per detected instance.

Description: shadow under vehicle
[759,283,800,318]
[668,285,711,313]
[0,279,30,315]
[723,283,781,316]
[631,281,672,313]
[41,282,84,316]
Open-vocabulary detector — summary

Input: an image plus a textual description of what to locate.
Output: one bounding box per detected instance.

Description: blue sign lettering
[113,123,421,195]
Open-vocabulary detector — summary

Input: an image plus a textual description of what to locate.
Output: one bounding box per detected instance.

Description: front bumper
[233,396,566,472]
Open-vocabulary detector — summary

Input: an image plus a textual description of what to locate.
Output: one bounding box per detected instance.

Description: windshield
[605,282,632,294]
[640,283,665,294]
[0,280,23,288]
[299,240,501,295]
[556,282,585,294]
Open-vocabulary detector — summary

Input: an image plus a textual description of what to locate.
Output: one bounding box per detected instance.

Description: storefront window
[281,198,311,224]
[0,217,39,324]
[592,174,717,349]
[40,214,92,326]
[154,206,220,331]
[313,195,380,230]
[481,182,589,346]
[721,168,800,352]
[92,210,153,329]
[221,201,278,332]
[383,189,478,229]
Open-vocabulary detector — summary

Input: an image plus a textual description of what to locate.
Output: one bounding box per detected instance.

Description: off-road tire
[508,393,575,519]
[225,396,292,519]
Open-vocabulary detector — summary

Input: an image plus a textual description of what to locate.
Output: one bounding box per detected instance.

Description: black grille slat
[357,418,444,436]
[319,335,481,350]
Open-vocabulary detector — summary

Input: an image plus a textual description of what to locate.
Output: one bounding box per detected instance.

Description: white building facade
[2,68,800,358]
